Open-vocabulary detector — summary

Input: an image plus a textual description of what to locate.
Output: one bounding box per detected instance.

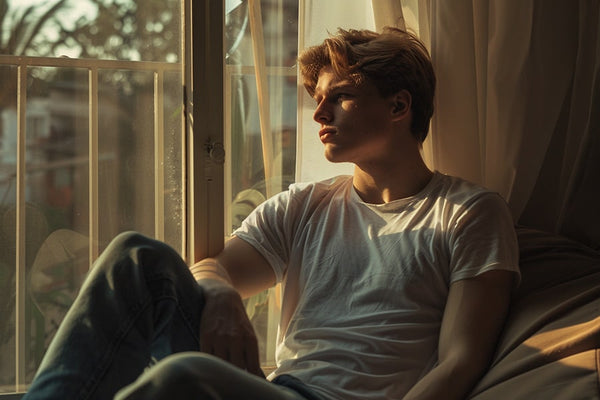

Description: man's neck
[352,154,433,204]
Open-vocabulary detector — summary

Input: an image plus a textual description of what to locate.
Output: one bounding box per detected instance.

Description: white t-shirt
[234,172,520,400]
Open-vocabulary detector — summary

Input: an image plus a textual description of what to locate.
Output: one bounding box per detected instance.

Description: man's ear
[390,90,412,121]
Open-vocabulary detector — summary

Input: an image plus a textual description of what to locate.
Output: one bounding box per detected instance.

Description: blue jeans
[23,232,319,400]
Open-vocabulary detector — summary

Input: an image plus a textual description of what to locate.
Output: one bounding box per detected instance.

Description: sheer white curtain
[424,1,600,248]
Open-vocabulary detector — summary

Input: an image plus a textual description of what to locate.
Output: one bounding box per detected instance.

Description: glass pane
[97,69,156,244]
[94,68,183,251]
[225,0,298,370]
[226,0,298,229]
[228,73,296,226]
[24,66,91,384]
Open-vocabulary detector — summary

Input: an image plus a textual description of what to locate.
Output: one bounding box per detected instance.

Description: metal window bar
[89,67,99,264]
[154,70,166,242]
[0,54,180,393]
[15,63,27,393]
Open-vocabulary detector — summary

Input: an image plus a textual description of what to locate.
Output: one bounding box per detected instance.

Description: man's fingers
[200,329,262,377]
[196,283,264,376]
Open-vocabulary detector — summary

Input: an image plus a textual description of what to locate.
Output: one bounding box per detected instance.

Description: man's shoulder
[431,174,515,240]
[432,172,500,205]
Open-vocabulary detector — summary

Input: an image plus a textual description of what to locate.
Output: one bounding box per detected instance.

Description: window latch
[205,140,225,164]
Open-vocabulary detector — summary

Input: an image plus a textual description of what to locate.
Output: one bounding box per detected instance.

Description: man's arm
[189,236,276,377]
[191,236,276,298]
[402,269,515,400]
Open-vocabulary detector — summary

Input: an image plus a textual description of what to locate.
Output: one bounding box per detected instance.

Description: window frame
[186,0,226,264]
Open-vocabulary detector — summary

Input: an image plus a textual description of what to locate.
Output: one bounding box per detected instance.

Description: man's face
[312,66,396,165]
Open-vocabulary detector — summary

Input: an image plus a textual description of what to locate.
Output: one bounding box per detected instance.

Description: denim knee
[115,353,226,400]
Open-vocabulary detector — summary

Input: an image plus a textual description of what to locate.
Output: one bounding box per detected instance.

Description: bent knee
[155,353,236,382]
[116,353,226,399]
[99,232,181,271]
[110,231,154,251]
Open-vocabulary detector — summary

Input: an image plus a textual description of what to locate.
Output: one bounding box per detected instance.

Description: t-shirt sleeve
[232,190,292,283]
[448,192,521,285]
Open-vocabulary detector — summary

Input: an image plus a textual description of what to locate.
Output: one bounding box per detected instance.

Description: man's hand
[198,278,265,378]
[190,237,276,377]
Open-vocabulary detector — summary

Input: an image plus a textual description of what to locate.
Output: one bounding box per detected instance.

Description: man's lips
[319,127,336,143]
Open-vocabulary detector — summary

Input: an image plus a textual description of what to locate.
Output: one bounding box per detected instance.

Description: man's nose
[313,102,331,124]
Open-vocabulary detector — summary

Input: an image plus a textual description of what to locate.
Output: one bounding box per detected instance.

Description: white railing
[0,54,181,393]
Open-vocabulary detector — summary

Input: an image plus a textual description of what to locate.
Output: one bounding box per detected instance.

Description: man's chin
[324,149,348,164]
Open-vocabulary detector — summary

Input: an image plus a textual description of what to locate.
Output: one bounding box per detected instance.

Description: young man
[24,27,519,400]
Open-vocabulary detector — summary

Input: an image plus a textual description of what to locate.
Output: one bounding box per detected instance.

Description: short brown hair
[298,27,435,142]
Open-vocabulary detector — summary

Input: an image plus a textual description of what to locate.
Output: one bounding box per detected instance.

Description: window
[0,0,300,394]
[0,0,184,393]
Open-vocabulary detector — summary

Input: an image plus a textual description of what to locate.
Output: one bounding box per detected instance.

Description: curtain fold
[520,1,600,247]
[426,0,600,248]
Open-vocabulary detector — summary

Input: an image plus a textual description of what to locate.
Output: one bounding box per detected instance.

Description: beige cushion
[469,228,600,400]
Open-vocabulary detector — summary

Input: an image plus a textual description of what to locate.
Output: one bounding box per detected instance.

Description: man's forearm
[190,258,234,286]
